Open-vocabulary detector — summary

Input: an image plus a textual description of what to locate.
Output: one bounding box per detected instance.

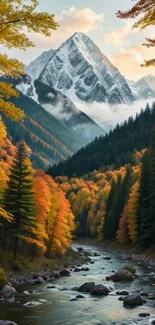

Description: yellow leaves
[0,206,12,222]
[0,0,58,120]
[0,117,7,144]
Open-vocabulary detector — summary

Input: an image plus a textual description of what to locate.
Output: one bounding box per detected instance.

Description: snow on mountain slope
[127,75,155,99]
[26,49,55,80]
[16,75,105,145]
[38,32,135,105]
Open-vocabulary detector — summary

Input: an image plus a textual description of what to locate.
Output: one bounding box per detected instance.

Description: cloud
[109,45,155,81]
[29,7,105,49]
[104,21,134,45]
[75,99,155,132]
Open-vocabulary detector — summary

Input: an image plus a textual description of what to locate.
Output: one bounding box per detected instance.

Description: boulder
[123,294,143,307]
[0,285,16,299]
[76,295,85,299]
[138,313,150,318]
[59,269,70,277]
[52,271,60,279]
[0,320,17,325]
[77,282,95,293]
[104,257,111,260]
[116,291,129,296]
[90,284,110,296]
[111,269,135,282]
[81,267,89,272]
[34,276,44,284]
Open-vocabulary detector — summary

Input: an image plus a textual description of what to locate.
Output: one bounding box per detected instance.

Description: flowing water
[0,243,155,325]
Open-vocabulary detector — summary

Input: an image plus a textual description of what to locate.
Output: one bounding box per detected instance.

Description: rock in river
[77,282,95,293]
[123,294,143,307]
[59,269,70,277]
[111,269,135,282]
[0,285,16,300]
[90,284,110,296]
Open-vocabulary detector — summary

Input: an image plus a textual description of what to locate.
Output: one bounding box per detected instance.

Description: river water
[0,243,155,325]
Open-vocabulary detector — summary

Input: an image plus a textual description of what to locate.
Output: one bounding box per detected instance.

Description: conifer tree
[4,141,42,259]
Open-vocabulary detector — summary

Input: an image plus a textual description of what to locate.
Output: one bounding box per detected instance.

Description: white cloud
[75,99,155,131]
[29,7,105,49]
[110,44,155,81]
[104,21,134,45]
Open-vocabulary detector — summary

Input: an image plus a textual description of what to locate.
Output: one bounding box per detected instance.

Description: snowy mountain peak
[37,32,135,104]
[26,48,56,80]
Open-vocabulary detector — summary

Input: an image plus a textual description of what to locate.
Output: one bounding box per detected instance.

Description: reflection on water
[0,243,155,325]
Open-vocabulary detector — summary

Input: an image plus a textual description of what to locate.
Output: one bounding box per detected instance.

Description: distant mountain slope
[38,32,135,104]
[49,102,155,178]
[127,75,155,99]
[16,75,105,144]
[26,49,56,80]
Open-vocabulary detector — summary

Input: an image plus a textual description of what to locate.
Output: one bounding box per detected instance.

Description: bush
[123,265,136,275]
[10,260,22,272]
[0,268,7,290]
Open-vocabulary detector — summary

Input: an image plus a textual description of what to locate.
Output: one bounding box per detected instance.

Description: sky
[2,0,155,81]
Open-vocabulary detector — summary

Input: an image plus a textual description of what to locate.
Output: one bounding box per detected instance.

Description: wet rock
[111,269,135,282]
[151,320,155,325]
[74,267,81,272]
[90,261,94,264]
[116,291,129,296]
[34,276,44,284]
[90,284,110,296]
[69,298,78,301]
[59,269,70,277]
[76,295,85,299]
[77,282,95,293]
[81,267,89,272]
[138,313,150,318]
[106,276,111,281]
[104,257,111,260]
[118,297,124,301]
[123,294,143,307]
[0,321,18,325]
[94,252,100,257]
[71,287,78,291]
[140,292,149,297]
[0,285,16,299]
[46,285,56,289]
[52,271,60,279]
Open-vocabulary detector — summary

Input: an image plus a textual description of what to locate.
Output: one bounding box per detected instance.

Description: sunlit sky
[2,0,155,81]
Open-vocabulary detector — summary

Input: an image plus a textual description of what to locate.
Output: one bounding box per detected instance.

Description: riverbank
[74,238,155,267]
[0,246,90,286]
[1,242,155,325]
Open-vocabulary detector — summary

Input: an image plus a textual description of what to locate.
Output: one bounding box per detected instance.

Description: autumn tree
[117,0,155,66]
[4,141,43,258]
[46,190,75,257]
[126,181,140,244]
[0,0,58,120]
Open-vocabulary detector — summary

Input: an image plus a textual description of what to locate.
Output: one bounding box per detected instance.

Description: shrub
[10,260,22,272]
[123,265,136,275]
[0,268,7,290]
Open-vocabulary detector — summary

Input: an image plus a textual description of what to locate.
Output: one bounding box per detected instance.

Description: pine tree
[4,141,40,259]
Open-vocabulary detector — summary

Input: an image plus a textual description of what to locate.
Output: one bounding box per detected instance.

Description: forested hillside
[56,122,155,249]
[49,102,155,177]
[1,89,83,169]
[0,119,75,259]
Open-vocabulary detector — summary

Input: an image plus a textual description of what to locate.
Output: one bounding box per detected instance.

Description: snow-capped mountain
[26,49,56,81]
[127,75,155,99]
[16,74,105,146]
[27,32,135,105]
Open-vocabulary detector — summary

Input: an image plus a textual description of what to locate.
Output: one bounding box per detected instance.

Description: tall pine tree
[4,141,41,259]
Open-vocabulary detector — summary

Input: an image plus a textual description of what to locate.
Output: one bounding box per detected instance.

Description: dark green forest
[49,102,155,177]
